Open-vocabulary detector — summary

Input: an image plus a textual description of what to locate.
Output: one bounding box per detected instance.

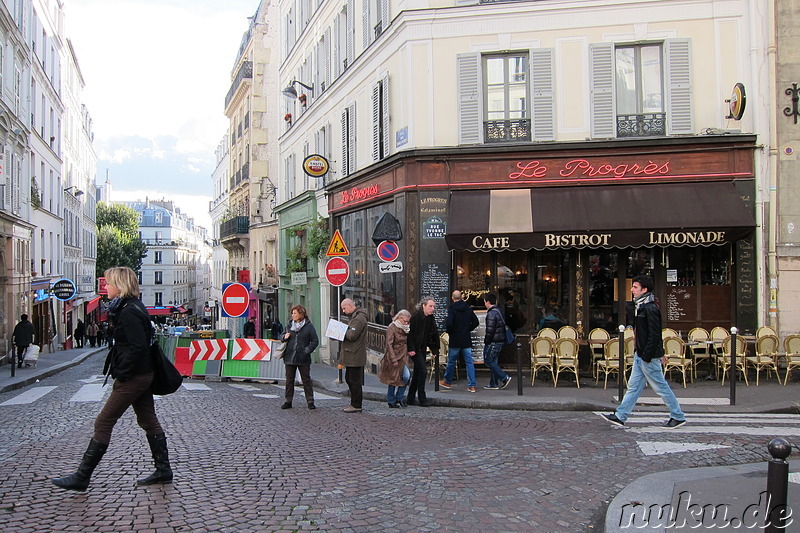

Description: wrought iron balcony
[616,113,666,137]
[484,119,531,143]
[224,61,253,109]
[219,216,250,238]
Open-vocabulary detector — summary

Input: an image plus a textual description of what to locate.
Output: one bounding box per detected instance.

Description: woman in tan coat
[379,309,412,408]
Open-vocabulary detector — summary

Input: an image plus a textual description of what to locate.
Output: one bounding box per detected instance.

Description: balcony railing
[220,216,250,238]
[484,119,531,143]
[616,113,666,137]
[224,61,253,108]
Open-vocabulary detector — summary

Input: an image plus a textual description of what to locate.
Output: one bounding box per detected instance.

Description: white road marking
[78,375,106,384]
[229,384,260,391]
[272,385,339,400]
[182,383,211,391]
[633,425,800,437]
[70,384,107,402]
[0,386,58,406]
[637,441,730,456]
[253,394,281,399]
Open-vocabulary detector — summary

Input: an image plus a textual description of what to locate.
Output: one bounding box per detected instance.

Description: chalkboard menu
[420,262,450,330]
[736,237,756,334]
[665,286,696,322]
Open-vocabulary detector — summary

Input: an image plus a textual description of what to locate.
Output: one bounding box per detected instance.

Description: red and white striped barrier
[189,339,228,361]
[230,338,272,360]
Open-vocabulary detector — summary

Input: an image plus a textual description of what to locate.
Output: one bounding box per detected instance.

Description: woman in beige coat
[379,309,411,408]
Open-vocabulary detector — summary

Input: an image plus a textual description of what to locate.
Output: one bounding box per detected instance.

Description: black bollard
[765,437,791,533]
[516,339,523,396]
[434,351,439,391]
[730,327,738,406]
[618,325,625,404]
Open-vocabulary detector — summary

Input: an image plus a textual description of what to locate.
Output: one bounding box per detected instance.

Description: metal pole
[765,437,791,533]
[9,346,15,377]
[730,326,738,406]
[336,286,343,384]
[618,325,625,403]
[516,339,523,395]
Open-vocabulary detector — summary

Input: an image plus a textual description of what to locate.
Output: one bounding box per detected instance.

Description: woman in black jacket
[52,266,172,491]
[281,305,319,410]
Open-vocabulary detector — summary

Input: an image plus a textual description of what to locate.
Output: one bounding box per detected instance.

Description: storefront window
[533,252,570,333]
[455,252,492,306]
[700,245,731,286]
[588,251,618,334]
[497,251,532,335]
[665,248,696,286]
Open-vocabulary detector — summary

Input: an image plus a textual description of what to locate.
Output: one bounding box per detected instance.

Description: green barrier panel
[221,359,261,378]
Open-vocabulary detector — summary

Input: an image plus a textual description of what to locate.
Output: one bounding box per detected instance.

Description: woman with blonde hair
[52,266,173,491]
[281,305,319,409]
[379,309,412,408]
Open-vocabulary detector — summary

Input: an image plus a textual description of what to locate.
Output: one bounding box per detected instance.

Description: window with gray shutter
[529,48,555,141]
[363,0,371,49]
[371,76,390,161]
[346,0,354,68]
[457,53,482,144]
[589,43,615,139]
[665,38,693,135]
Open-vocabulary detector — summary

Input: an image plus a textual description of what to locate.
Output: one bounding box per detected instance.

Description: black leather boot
[52,438,108,491]
[137,433,173,485]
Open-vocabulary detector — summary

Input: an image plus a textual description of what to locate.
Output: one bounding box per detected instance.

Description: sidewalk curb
[0,347,105,394]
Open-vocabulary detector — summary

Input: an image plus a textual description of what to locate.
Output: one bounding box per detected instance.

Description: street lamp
[63,186,84,197]
[281,80,314,101]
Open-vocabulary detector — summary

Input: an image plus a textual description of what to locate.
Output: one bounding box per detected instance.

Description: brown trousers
[93,373,164,445]
[284,364,314,404]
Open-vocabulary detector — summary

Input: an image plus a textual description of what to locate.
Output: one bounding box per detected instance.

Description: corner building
[278,0,771,363]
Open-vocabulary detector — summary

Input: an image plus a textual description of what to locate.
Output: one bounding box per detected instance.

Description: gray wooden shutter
[665,38,693,135]
[341,110,349,177]
[529,48,555,141]
[381,74,390,157]
[346,0,354,67]
[371,82,380,161]
[348,103,356,174]
[324,28,331,89]
[381,0,389,33]
[589,42,616,139]
[362,0,371,50]
[333,16,341,78]
[457,52,482,145]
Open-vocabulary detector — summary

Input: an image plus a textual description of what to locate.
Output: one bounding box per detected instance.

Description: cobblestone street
[0,354,779,532]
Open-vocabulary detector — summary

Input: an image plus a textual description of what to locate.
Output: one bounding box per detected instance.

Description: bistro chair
[530,336,555,385]
[596,337,621,389]
[746,334,779,386]
[588,328,610,378]
[719,335,749,386]
[552,337,580,388]
[687,327,711,379]
[661,328,679,340]
[427,333,450,383]
[662,336,692,388]
[557,325,579,339]
[709,326,728,358]
[756,326,778,339]
[623,327,635,342]
[537,327,558,341]
[782,334,800,385]
[623,337,636,380]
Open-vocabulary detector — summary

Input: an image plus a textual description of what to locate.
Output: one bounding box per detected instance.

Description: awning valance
[85,296,102,313]
[445,182,755,252]
[146,306,173,316]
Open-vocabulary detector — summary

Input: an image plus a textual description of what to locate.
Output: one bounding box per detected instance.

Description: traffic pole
[618,325,625,404]
[337,286,343,384]
[729,326,738,406]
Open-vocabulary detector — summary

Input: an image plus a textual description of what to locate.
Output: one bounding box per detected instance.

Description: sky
[65,0,260,230]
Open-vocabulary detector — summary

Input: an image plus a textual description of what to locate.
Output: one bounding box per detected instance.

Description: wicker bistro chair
[719,335,749,386]
[746,334,779,386]
[558,325,579,339]
[596,337,621,389]
[782,334,800,385]
[709,326,728,359]
[662,336,693,388]
[553,337,580,388]
[756,326,778,339]
[661,328,679,340]
[623,337,636,381]
[687,327,711,379]
[588,328,611,378]
[427,333,450,383]
[537,327,558,341]
[530,336,555,385]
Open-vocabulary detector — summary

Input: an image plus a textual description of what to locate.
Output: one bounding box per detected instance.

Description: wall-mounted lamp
[281,80,314,101]
[63,186,84,197]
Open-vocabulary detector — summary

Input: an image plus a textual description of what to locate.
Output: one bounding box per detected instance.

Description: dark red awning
[146,306,173,316]
[85,296,102,313]
[173,306,188,314]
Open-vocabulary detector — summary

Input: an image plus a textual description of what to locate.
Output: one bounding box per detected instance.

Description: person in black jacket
[243,317,257,338]
[12,314,35,368]
[74,319,86,348]
[406,297,439,406]
[604,275,686,429]
[440,290,479,392]
[483,293,511,390]
[280,305,319,410]
[52,266,173,491]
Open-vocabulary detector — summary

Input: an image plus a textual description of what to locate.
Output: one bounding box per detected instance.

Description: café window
[484,53,530,142]
[533,252,570,334]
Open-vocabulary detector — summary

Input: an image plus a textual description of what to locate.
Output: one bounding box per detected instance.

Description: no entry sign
[221,282,250,317]
[325,257,350,287]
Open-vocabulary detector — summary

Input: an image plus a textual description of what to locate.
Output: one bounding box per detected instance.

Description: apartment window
[371,76,389,161]
[154,251,163,264]
[484,53,529,142]
[155,271,163,285]
[590,39,692,138]
[154,292,162,306]
[363,0,388,47]
[155,211,162,224]
[155,231,162,242]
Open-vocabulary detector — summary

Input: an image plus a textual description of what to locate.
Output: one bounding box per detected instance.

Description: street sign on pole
[325,257,350,287]
[326,229,350,256]
[221,283,250,317]
[376,240,400,262]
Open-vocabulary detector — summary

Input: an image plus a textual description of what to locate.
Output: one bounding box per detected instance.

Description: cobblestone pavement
[0,353,778,532]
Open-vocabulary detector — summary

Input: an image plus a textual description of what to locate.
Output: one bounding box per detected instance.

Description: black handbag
[150,340,182,395]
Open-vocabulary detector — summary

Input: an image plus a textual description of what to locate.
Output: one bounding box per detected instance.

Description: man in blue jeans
[482,293,511,390]
[440,290,480,393]
[604,275,686,429]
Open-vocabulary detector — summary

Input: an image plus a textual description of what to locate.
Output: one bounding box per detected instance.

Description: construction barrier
[221,339,285,381]
[188,337,228,378]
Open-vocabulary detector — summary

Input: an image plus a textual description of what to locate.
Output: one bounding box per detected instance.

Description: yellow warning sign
[326,229,350,257]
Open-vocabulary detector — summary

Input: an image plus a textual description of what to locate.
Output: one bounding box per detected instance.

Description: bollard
[618,325,625,403]
[516,340,523,396]
[434,351,440,391]
[765,437,791,533]
[730,327,738,406]
[9,348,15,378]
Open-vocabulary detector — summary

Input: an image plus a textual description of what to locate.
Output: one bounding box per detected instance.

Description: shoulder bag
[131,304,182,395]
[272,339,287,360]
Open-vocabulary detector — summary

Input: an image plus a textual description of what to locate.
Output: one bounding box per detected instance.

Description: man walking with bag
[440,290,479,393]
[12,314,35,368]
[483,294,512,390]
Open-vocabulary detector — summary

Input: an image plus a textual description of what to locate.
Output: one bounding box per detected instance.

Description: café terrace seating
[746,334,779,386]
[719,335,749,386]
[662,336,692,388]
[530,336,555,385]
[595,337,621,389]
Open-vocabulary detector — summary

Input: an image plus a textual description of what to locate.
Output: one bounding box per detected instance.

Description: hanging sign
[303,154,330,178]
[52,278,77,301]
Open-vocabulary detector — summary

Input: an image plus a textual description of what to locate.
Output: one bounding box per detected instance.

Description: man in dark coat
[243,317,256,338]
[12,314,35,368]
[406,297,439,406]
[440,290,479,392]
[340,298,368,412]
[483,294,511,390]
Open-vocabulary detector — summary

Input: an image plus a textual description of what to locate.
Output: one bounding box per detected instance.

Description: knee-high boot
[137,433,173,485]
[52,438,108,491]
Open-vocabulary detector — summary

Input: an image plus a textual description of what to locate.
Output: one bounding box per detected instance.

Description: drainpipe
[766,0,779,330]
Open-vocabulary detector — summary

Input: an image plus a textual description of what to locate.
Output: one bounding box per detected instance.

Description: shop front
[327,136,760,358]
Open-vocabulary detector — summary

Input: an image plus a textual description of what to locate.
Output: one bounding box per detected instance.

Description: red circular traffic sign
[325,257,350,287]
[377,240,400,262]
[222,283,250,317]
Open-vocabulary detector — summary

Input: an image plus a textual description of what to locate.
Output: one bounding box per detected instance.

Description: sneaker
[468,386,476,393]
[663,418,686,429]
[343,406,363,413]
[438,380,452,390]
[603,413,625,427]
[483,385,500,390]
[501,377,512,390]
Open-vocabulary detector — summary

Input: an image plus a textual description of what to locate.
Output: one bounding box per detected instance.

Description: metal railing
[484,118,531,142]
[616,113,666,137]
[224,61,253,108]
[219,216,250,238]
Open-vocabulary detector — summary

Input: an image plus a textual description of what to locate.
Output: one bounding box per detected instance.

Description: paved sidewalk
[0,345,105,393]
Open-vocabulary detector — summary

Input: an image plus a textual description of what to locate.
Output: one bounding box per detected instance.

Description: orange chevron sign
[189,339,228,361]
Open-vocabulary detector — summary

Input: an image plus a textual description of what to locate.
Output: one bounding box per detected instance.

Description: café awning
[445,182,755,252]
[146,306,173,316]
[85,296,102,313]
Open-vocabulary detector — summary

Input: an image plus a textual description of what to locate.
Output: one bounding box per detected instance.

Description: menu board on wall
[736,237,756,334]
[665,286,697,322]
[420,262,450,330]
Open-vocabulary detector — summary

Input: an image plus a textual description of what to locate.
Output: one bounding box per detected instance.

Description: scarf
[107,297,124,325]
[634,291,655,314]
[290,319,307,332]
[393,319,410,333]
